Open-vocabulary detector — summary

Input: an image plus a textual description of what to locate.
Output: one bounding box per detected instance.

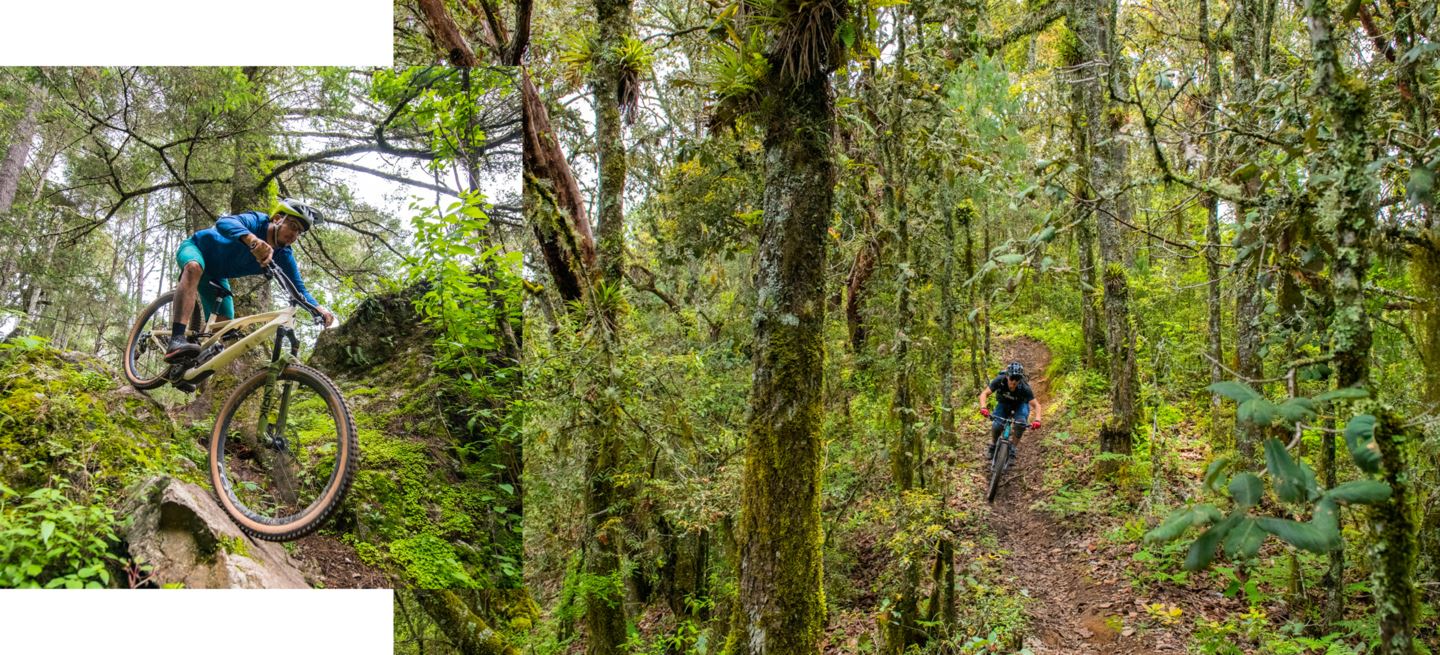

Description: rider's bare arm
[978,386,991,411]
[1030,399,1042,424]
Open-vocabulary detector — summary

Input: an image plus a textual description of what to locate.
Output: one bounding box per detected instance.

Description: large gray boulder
[120,476,310,588]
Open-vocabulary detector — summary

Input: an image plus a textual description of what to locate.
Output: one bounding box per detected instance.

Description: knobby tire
[987,443,1009,503]
[209,363,358,541]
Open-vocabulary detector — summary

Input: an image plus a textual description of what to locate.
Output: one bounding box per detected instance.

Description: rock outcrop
[120,476,310,588]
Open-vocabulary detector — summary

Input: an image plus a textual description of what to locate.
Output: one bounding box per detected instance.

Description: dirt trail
[980,337,1185,654]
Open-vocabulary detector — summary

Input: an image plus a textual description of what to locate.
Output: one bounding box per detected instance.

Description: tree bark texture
[413,590,518,655]
[581,2,635,652]
[1198,0,1224,427]
[1307,0,1378,627]
[728,67,834,655]
[1368,409,1420,655]
[522,69,597,303]
[0,86,42,215]
[1061,28,1102,369]
[1231,0,1268,465]
[1072,0,1138,458]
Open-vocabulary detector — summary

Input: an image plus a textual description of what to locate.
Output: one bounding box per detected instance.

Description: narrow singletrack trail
[975,337,1186,654]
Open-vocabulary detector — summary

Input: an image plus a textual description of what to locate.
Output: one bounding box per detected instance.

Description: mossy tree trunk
[583,1,636,652]
[1230,0,1268,466]
[1072,0,1138,464]
[727,12,839,651]
[1198,0,1224,433]
[0,84,42,215]
[1369,408,1421,655]
[883,11,922,651]
[1306,0,1373,628]
[413,590,519,655]
[1060,24,1102,371]
[939,198,958,447]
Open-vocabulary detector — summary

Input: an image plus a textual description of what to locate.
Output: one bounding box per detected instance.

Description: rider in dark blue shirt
[978,361,1043,461]
[164,199,334,360]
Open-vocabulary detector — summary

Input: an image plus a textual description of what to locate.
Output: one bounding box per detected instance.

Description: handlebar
[263,262,325,326]
[979,410,1031,425]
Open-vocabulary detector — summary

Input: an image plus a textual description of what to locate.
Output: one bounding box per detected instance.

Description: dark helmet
[1005,361,1025,379]
[270,198,323,232]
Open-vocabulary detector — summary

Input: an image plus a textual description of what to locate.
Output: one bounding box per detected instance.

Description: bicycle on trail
[121,262,357,541]
[978,361,1043,503]
[981,414,1026,503]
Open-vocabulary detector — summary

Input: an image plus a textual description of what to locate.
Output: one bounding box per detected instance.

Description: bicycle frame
[142,306,299,382]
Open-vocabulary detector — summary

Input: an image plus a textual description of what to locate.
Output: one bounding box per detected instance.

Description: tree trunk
[1369,409,1420,655]
[521,69,596,303]
[1199,0,1224,434]
[884,16,922,651]
[1231,0,1268,465]
[1073,0,1138,464]
[939,200,958,446]
[413,590,518,655]
[581,2,635,651]
[0,86,42,215]
[962,203,982,391]
[727,55,834,655]
[1062,28,1101,369]
[1307,0,1377,628]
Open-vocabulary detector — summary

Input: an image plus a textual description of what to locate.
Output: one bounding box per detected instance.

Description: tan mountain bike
[121,262,357,541]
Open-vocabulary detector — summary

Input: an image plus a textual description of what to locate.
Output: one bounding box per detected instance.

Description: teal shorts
[175,238,235,321]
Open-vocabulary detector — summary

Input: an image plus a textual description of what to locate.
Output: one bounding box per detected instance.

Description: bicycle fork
[254,329,302,508]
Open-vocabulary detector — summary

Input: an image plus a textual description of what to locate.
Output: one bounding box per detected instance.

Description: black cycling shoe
[164,334,200,361]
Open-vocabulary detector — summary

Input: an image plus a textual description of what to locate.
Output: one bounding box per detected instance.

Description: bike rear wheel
[986,442,1009,503]
[209,363,358,541]
[123,290,203,390]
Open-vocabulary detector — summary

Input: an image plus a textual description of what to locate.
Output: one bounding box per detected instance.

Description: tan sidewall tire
[208,363,358,541]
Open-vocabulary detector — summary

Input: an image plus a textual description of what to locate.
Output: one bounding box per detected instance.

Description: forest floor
[973,336,1245,654]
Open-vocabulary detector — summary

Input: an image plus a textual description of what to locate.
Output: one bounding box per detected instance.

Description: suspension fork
[256,328,302,448]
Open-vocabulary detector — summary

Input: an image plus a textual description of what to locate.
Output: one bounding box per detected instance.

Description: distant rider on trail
[164,198,335,361]
[978,361,1043,462]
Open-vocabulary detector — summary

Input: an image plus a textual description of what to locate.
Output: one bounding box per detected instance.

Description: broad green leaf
[1313,387,1368,403]
[1311,498,1341,541]
[1231,162,1262,182]
[996,253,1026,265]
[1185,514,1239,571]
[1261,515,1336,555]
[1297,460,1320,503]
[1263,438,1306,503]
[1343,415,1382,474]
[1223,517,1266,561]
[1203,456,1232,493]
[1145,507,1196,544]
[1209,381,1260,403]
[1194,503,1223,524]
[1229,472,1262,508]
[1275,397,1316,425]
[39,520,55,544]
[1238,398,1276,426]
[1327,480,1391,505]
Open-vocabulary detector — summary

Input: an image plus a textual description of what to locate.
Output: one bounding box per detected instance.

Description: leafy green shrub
[0,479,122,588]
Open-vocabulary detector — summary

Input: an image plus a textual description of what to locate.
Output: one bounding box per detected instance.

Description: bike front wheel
[986,443,1009,503]
[209,363,358,541]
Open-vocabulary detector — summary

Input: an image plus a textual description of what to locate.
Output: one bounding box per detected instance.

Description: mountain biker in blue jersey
[164,198,335,361]
[978,361,1043,462]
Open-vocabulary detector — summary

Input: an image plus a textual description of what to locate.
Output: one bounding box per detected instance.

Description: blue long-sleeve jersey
[190,211,320,307]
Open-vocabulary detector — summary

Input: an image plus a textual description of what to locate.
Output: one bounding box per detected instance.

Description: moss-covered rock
[307,285,520,589]
[0,344,199,496]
